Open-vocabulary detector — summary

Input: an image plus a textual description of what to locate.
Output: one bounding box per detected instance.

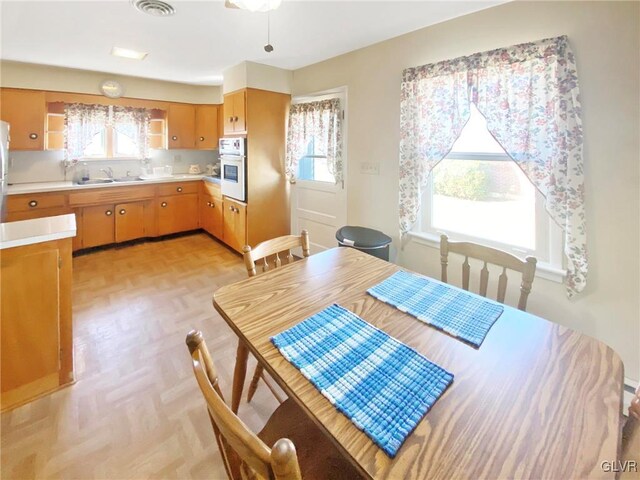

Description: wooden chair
[440,234,537,311]
[620,385,640,480]
[186,330,361,480]
[242,230,310,402]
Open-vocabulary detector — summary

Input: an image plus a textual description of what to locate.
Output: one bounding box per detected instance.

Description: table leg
[231,340,249,414]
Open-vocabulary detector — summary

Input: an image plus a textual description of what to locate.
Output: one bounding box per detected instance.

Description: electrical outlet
[174,155,183,163]
[360,161,380,175]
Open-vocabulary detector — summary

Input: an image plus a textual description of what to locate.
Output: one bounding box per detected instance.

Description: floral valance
[399,36,586,297]
[285,98,343,184]
[64,103,151,161]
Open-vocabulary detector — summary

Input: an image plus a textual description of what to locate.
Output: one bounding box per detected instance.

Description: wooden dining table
[213,247,624,480]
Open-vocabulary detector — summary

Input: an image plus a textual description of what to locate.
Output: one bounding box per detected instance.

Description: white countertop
[1,214,77,250]
[7,174,212,195]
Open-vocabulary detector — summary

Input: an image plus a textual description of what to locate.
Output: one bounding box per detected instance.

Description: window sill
[406,231,566,284]
[78,157,145,162]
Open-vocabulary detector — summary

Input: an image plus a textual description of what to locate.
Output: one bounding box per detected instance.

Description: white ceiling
[1,1,505,86]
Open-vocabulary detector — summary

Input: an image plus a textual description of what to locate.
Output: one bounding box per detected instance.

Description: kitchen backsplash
[7,149,219,184]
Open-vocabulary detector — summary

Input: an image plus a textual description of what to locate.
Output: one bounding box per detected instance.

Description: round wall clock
[100,80,124,99]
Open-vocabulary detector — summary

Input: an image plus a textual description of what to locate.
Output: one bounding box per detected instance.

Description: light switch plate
[360,161,380,175]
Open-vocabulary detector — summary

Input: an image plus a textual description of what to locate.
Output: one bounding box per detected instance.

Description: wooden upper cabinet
[167,103,195,149]
[195,105,219,150]
[223,90,247,135]
[0,89,46,151]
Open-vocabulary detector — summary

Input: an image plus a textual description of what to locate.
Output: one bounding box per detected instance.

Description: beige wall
[292,1,640,383]
[223,61,292,94]
[0,61,223,104]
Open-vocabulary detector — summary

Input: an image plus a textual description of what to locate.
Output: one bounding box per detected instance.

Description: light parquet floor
[1,233,281,480]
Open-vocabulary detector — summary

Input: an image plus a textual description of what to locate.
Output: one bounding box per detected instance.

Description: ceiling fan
[224,0,281,12]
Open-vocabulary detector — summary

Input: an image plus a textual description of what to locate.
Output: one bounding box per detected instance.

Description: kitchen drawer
[7,193,66,213]
[201,181,222,199]
[68,185,156,206]
[157,182,198,196]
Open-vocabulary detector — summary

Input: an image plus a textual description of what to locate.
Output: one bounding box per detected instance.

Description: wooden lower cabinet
[200,194,223,239]
[1,237,73,411]
[158,193,199,235]
[81,204,115,248]
[115,202,145,243]
[223,197,247,253]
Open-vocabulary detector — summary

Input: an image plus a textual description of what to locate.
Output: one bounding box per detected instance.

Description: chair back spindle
[244,231,310,278]
[440,234,537,311]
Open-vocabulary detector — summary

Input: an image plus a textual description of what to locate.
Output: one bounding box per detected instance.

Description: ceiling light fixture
[132,0,176,17]
[111,47,148,60]
[227,0,281,13]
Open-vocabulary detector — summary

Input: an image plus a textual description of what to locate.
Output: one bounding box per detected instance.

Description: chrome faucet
[100,167,114,179]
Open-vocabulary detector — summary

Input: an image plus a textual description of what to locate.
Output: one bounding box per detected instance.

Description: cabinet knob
[206,201,211,207]
[119,209,126,215]
[28,200,38,208]
[229,116,234,123]
[161,202,168,208]
[29,133,38,140]
[177,187,183,192]
[233,116,239,122]
[105,210,113,216]
[199,136,205,142]
[171,135,178,141]
[211,201,215,208]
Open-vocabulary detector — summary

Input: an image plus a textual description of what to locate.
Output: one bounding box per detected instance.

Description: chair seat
[258,399,363,480]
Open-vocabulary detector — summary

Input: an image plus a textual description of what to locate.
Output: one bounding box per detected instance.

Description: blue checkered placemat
[271,304,453,457]
[367,270,504,347]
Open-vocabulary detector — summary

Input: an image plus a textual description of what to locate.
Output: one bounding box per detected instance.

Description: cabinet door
[201,195,223,239]
[81,205,115,248]
[115,202,145,243]
[158,194,199,235]
[167,103,195,149]
[1,246,60,393]
[232,91,246,133]
[195,105,219,150]
[223,198,247,252]
[211,196,223,239]
[0,89,46,150]
[223,95,235,135]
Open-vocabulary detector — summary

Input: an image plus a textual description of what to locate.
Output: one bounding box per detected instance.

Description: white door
[291,176,346,254]
[290,90,347,254]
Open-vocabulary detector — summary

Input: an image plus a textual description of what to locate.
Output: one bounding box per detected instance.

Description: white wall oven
[219,137,247,202]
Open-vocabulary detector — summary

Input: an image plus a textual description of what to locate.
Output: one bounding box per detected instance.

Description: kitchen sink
[76,178,114,185]
[113,176,143,182]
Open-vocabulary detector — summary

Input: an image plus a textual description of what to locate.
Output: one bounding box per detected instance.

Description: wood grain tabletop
[213,247,624,480]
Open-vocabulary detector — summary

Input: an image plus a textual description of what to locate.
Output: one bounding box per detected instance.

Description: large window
[418,105,562,270]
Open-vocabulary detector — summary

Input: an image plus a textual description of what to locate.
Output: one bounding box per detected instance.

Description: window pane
[451,105,504,154]
[297,138,335,183]
[114,130,138,157]
[298,156,335,183]
[82,129,106,157]
[432,159,535,249]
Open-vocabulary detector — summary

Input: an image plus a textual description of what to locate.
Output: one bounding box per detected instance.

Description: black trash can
[336,226,392,261]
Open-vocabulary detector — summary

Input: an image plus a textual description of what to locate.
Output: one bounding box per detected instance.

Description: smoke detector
[132,0,176,17]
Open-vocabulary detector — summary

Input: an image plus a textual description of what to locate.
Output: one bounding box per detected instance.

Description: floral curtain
[399,36,586,297]
[112,106,151,159]
[64,103,151,160]
[285,98,343,183]
[64,103,109,161]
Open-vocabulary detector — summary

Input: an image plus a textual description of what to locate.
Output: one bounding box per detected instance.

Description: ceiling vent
[132,0,176,17]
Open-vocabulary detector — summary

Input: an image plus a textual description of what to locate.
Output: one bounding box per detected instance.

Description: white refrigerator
[1,121,9,220]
